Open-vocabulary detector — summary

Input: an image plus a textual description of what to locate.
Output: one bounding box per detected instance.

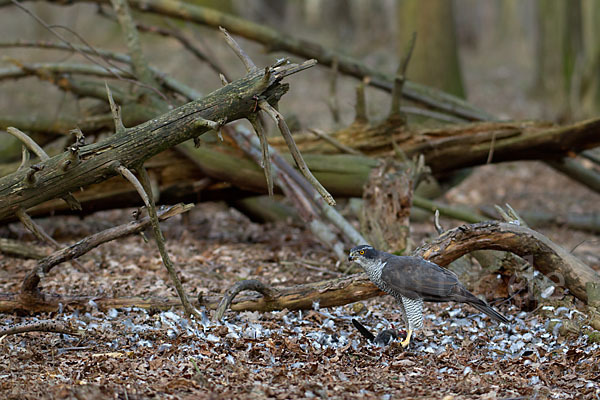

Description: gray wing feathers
[379,255,459,300]
[379,253,509,324]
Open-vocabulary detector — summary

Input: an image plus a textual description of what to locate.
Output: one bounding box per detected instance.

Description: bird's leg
[400,329,413,348]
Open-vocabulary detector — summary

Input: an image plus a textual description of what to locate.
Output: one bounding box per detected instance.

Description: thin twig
[328,57,340,124]
[214,279,278,322]
[219,26,257,72]
[16,208,61,248]
[494,205,513,223]
[309,128,363,155]
[412,195,486,224]
[229,125,365,245]
[354,78,369,124]
[258,100,335,206]
[105,82,126,134]
[15,207,86,273]
[433,209,444,234]
[6,127,81,210]
[9,0,124,77]
[248,114,273,196]
[109,0,158,87]
[97,5,226,79]
[0,39,201,100]
[6,126,82,211]
[219,73,228,86]
[504,203,528,227]
[135,20,229,81]
[227,126,348,258]
[10,0,169,104]
[17,146,30,172]
[117,164,199,319]
[274,59,317,78]
[390,31,416,118]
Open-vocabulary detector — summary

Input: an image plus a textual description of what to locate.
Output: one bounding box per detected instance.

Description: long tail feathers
[470,300,509,324]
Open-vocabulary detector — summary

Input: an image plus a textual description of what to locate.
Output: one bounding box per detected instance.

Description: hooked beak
[348,253,355,262]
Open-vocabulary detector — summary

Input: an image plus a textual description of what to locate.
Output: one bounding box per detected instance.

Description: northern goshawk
[348,245,509,348]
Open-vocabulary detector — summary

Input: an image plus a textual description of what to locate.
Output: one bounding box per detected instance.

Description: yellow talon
[400,330,413,348]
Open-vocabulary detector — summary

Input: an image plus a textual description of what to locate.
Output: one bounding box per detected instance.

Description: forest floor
[2,8,600,400]
[1,169,600,400]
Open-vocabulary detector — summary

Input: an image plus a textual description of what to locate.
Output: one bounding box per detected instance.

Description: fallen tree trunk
[2,221,596,313]
[270,118,600,172]
[3,117,599,222]
[0,146,376,222]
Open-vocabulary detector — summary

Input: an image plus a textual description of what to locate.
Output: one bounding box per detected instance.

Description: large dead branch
[4,132,598,229]
[0,59,311,223]
[270,119,600,173]
[3,221,597,313]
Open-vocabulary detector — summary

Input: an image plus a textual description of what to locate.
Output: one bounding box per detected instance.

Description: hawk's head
[348,245,378,265]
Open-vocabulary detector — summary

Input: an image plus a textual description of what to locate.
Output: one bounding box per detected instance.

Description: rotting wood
[269,118,600,173]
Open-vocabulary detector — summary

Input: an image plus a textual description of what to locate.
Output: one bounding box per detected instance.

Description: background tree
[396,0,466,98]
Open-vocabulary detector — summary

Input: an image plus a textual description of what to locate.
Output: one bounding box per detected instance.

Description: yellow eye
[359,250,364,255]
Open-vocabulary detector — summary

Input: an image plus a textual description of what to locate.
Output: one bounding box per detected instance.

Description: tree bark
[397,0,465,98]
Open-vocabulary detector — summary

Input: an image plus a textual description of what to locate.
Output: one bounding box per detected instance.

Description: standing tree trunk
[532,0,582,120]
[396,0,466,98]
[578,0,600,119]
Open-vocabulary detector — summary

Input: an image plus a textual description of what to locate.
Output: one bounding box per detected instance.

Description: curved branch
[414,221,600,302]
[214,279,278,322]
